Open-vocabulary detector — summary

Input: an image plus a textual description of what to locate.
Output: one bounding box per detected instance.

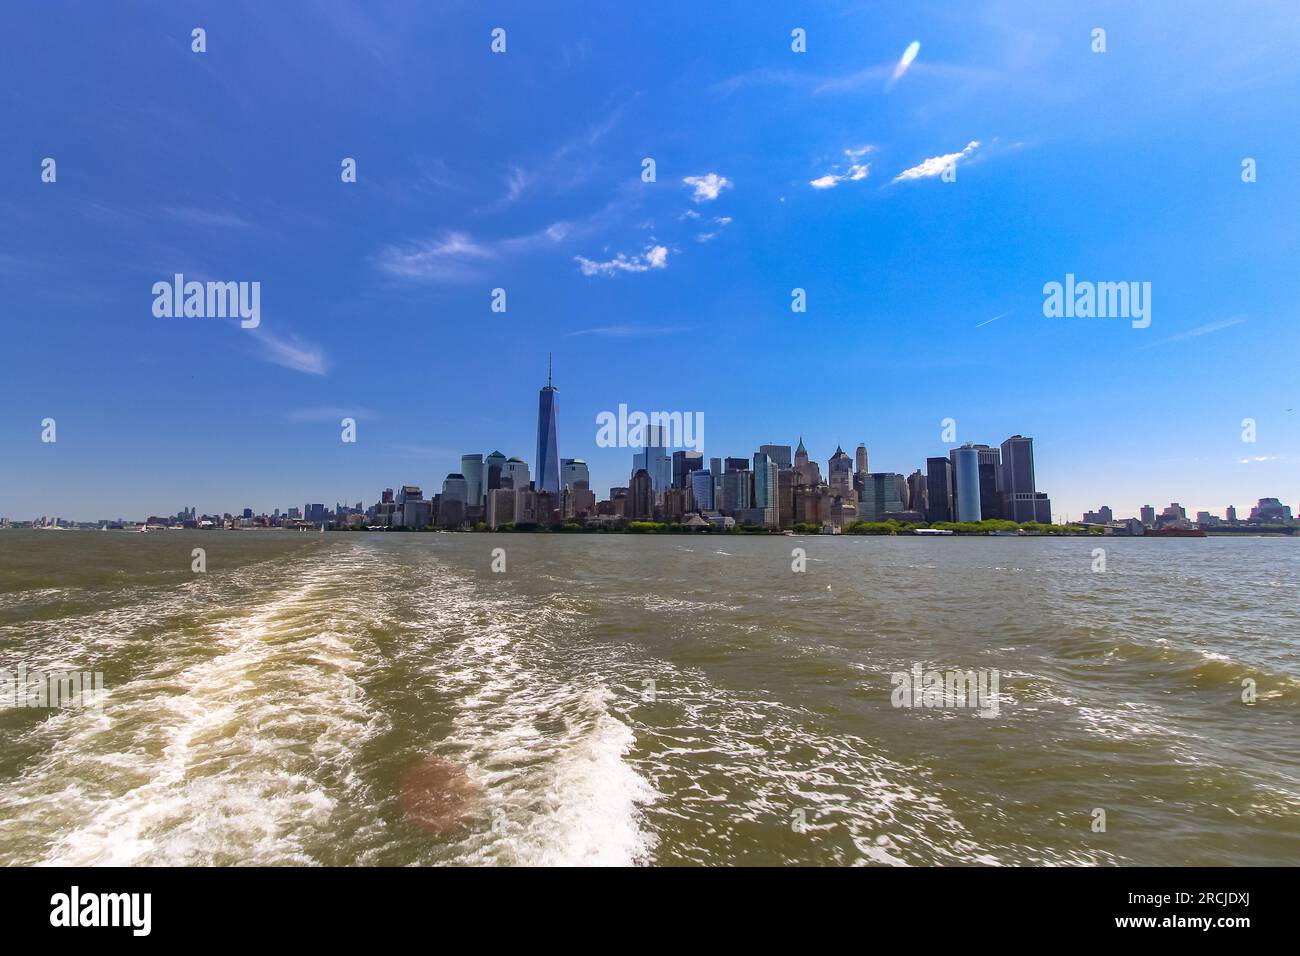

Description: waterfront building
[1225,505,1238,523]
[859,473,908,521]
[1249,498,1293,522]
[998,435,1051,523]
[486,488,515,529]
[1140,504,1156,528]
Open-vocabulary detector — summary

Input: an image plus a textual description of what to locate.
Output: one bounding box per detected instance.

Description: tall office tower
[855,443,869,476]
[672,450,705,489]
[857,473,908,520]
[535,356,560,495]
[691,469,714,511]
[561,458,590,491]
[794,437,821,485]
[828,446,854,500]
[440,475,467,505]
[381,488,394,504]
[925,457,954,523]
[629,469,655,519]
[460,453,484,506]
[724,456,749,473]
[1225,505,1237,523]
[753,452,779,527]
[502,457,530,490]
[758,444,792,471]
[720,468,752,513]
[907,470,928,517]
[998,435,1051,523]
[633,424,672,493]
[484,450,507,492]
[709,456,724,507]
[1140,505,1156,527]
[952,446,982,522]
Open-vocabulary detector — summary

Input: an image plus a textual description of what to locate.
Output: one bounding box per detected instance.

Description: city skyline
[3,3,1298,522]
[7,359,1293,527]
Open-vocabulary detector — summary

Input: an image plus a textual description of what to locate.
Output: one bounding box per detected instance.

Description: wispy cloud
[683,173,731,202]
[893,141,980,182]
[564,323,691,338]
[887,41,921,90]
[286,406,375,423]
[575,244,668,277]
[162,205,251,228]
[1138,316,1247,350]
[1239,454,1285,464]
[248,327,328,376]
[374,231,496,281]
[810,147,873,189]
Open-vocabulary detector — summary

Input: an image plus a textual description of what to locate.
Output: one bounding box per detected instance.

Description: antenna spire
[548,352,553,388]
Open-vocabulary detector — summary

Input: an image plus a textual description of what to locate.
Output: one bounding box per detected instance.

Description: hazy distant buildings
[1249,497,1292,522]
[1225,505,1237,523]
[1140,504,1156,528]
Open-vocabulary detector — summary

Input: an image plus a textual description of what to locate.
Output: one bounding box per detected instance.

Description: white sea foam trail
[394,556,658,867]
[0,547,388,866]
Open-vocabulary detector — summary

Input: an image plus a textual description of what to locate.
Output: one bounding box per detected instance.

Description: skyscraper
[672,450,704,489]
[758,444,792,470]
[460,453,483,507]
[691,469,714,511]
[753,452,779,527]
[925,456,954,523]
[952,446,982,522]
[535,356,560,496]
[634,424,671,494]
[855,443,868,476]
[561,458,590,491]
[828,446,854,500]
[998,435,1051,523]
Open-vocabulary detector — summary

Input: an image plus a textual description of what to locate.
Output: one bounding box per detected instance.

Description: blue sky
[3,0,1298,521]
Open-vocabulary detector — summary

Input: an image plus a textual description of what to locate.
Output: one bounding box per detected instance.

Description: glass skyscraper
[535,357,560,496]
[952,446,982,522]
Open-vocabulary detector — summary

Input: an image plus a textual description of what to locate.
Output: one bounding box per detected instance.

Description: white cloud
[810,147,874,188]
[893,141,980,182]
[575,244,669,277]
[683,173,731,202]
[287,406,375,422]
[249,328,328,376]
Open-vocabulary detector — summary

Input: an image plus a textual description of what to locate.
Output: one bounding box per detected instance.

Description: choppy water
[0,530,1296,866]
